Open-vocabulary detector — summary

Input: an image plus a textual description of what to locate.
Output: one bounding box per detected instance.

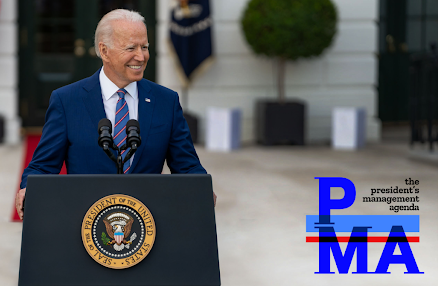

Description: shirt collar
[99,67,138,100]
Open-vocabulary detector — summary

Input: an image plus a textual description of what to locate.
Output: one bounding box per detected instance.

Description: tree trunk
[277,57,286,103]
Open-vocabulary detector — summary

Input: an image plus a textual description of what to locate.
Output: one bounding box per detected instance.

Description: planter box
[206,107,241,152]
[256,100,305,145]
[332,107,366,150]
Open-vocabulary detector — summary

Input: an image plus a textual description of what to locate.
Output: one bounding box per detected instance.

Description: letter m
[316,227,370,274]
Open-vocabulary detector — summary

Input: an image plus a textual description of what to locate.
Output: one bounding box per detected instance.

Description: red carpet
[11,135,67,222]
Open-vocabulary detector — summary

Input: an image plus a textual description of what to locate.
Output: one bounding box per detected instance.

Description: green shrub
[241,0,338,100]
[241,0,337,60]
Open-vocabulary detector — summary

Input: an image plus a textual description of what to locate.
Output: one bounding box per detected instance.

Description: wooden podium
[18,174,220,286]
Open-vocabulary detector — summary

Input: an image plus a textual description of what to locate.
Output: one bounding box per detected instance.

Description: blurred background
[1,0,437,145]
[1,0,438,285]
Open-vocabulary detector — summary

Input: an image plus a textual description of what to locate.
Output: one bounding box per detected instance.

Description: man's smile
[128,65,143,70]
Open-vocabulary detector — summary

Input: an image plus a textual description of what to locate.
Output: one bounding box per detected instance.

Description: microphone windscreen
[98,118,112,133]
[126,119,140,134]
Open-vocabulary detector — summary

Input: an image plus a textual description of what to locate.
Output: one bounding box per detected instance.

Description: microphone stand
[99,141,121,174]
[117,143,139,174]
[117,152,123,174]
[101,142,138,174]
[102,142,117,164]
[98,143,138,174]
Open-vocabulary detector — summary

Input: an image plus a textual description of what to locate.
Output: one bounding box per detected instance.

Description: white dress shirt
[99,67,139,164]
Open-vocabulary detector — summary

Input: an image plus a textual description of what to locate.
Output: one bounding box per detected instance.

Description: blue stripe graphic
[306,215,419,232]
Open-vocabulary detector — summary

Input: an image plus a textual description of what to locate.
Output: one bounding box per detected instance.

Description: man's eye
[127,47,134,51]
[142,46,149,50]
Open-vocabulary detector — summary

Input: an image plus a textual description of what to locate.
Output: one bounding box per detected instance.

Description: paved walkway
[1,142,437,285]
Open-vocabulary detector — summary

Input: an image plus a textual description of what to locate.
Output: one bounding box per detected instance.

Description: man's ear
[99,42,109,62]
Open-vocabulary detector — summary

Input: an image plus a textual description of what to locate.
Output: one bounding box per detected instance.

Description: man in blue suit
[15,9,214,220]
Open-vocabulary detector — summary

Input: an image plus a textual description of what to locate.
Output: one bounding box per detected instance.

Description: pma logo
[306,177,423,274]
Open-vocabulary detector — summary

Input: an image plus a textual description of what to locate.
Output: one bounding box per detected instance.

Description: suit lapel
[130,80,154,172]
[81,70,117,159]
[82,70,107,125]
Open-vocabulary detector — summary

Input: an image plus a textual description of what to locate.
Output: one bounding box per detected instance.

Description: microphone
[126,119,141,149]
[123,119,141,163]
[98,118,114,150]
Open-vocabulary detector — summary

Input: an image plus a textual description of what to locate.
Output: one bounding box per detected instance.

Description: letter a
[375,226,423,274]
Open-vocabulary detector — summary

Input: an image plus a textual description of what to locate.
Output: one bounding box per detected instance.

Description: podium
[18,174,220,286]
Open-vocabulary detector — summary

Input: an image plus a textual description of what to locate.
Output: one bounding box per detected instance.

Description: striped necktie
[114,89,130,174]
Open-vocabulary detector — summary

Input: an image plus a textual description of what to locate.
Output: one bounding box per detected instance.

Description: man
[15,9,215,220]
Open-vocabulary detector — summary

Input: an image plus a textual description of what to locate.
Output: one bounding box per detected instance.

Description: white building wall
[4,0,380,145]
[157,0,381,143]
[5,0,380,145]
[0,0,20,144]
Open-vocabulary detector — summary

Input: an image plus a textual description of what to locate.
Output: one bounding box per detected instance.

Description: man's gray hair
[94,9,146,58]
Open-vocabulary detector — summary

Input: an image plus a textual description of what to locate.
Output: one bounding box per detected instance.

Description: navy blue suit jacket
[20,70,206,189]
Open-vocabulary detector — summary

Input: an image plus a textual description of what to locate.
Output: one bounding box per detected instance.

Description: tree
[241,0,338,102]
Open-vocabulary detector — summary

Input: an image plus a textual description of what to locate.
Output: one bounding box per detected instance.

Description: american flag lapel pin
[145,98,151,102]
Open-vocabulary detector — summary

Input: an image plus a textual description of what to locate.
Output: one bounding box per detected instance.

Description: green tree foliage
[241,0,337,60]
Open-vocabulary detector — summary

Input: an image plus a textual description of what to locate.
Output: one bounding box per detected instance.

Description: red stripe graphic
[118,89,126,94]
[124,166,130,174]
[305,236,420,243]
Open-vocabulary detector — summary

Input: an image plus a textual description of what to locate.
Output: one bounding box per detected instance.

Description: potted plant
[241,0,337,145]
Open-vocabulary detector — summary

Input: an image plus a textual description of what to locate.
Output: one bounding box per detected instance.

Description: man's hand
[15,188,26,220]
[213,191,217,207]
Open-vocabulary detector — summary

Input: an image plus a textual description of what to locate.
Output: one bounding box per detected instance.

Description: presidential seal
[81,194,156,269]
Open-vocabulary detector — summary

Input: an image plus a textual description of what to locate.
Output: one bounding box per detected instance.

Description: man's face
[100,20,149,88]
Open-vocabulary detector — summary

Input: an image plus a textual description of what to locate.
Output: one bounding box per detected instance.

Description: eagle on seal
[103,218,134,246]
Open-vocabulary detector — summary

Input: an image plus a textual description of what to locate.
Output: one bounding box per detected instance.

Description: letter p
[316,177,356,224]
